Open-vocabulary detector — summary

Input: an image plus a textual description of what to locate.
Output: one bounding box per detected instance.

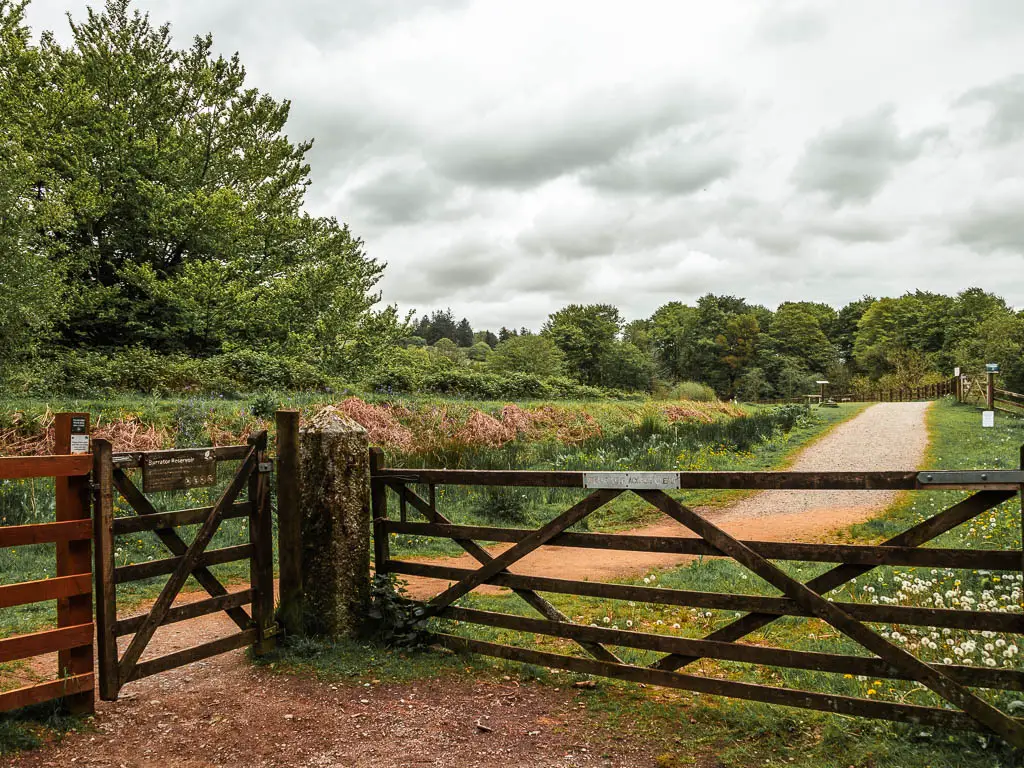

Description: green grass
[0,700,87,756]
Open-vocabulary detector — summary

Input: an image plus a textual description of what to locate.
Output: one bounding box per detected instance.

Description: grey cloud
[950,194,1024,254]
[348,164,454,225]
[431,84,728,188]
[516,206,634,261]
[397,238,505,302]
[581,137,736,196]
[806,217,903,244]
[754,5,828,45]
[958,74,1024,146]
[957,0,1024,39]
[177,0,470,48]
[791,107,938,207]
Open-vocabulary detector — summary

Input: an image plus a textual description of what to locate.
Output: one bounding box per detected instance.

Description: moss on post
[299,407,371,637]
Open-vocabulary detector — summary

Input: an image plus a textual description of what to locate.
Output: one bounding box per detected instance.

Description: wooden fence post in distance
[275,410,302,637]
[54,412,94,714]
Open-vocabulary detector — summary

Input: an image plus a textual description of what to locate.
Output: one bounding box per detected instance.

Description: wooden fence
[0,414,94,714]
[752,377,957,405]
[371,459,1024,747]
[994,388,1024,415]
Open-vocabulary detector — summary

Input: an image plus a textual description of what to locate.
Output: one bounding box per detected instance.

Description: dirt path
[5,402,930,768]
[402,402,932,596]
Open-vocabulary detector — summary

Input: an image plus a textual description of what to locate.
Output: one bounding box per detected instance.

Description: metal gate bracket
[917,470,1024,485]
[258,462,274,473]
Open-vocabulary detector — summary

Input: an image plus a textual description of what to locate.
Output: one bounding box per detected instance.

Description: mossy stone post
[299,407,371,637]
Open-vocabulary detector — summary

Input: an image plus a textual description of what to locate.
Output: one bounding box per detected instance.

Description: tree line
[398,290,1024,399]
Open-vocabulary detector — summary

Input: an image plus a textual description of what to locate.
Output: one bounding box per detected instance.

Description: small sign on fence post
[982,411,995,428]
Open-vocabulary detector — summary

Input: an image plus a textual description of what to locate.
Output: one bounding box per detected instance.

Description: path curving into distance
[402,401,933,597]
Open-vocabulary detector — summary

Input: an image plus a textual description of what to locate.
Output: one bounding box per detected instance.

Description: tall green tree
[0,0,65,363]
[769,304,835,374]
[543,303,622,386]
[488,335,565,377]
[6,0,396,378]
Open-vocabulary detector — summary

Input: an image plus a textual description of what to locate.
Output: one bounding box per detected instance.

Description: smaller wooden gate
[93,433,276,700]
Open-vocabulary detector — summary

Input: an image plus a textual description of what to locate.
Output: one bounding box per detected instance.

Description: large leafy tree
[543,304,622,386]
[769,304,835,374]
[4,0,395,379]
[488,335,565,377]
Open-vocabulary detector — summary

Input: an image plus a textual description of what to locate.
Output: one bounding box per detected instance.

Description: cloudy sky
[24,0,1024,329]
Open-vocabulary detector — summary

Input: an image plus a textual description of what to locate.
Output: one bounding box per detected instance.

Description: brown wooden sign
[142,449,217,493]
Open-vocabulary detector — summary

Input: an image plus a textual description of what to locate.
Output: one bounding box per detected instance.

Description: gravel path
[404,402,933,595]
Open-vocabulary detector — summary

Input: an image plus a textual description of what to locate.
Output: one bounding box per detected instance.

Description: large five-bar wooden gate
[371,457,1024,748]
[92,433,276,700]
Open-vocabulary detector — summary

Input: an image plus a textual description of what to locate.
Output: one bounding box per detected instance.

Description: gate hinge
[917,470,1024,485]
[257,461,274,474]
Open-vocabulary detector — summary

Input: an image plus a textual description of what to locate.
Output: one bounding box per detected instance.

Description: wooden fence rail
[372,457,1024,747]
[994,388,1024,415]
[752,377,957,406]
[0,414,94,714]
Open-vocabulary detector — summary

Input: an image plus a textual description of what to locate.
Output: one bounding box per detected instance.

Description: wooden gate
[371,457,1024,748]
[92,433,276,700]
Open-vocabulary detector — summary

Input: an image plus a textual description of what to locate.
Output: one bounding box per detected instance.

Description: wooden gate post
[248,431,276,654]
[298,407,372,637]
[53,413,94,714]
[92,438,118,701]
[275,410,302,637]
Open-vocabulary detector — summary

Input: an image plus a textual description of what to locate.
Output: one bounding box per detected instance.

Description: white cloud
[24,0,1024,329]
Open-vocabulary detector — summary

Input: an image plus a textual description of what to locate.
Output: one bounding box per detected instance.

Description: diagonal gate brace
[423,488,621,615]
[392,483,623,664]
[636,489,1024,748]
[651,490,1017,672]
[112,470,252,631]
[116,449,257,684]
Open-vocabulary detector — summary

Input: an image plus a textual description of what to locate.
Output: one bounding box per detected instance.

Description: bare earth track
[5,402,931,768]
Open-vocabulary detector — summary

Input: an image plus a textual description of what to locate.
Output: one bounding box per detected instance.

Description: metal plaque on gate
[583,472,681,490]
[142,449,217,492]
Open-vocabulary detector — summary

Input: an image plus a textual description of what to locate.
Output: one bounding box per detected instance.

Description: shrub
[173,399,207,447]
[249,392,278,419]
[472,487,531,525]
[214,349,292,391]
[488,335,565,377]
[674,381,717,402]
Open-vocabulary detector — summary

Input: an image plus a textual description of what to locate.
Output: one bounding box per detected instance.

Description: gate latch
[258,461,274,474]
[917,470,1024,485]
